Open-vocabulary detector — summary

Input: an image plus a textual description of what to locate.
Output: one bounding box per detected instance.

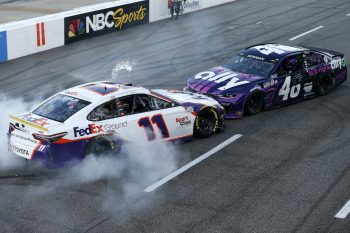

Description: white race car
[8,81,225,168]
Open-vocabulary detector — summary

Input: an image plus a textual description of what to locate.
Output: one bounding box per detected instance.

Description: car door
[303,51,330,97]
[126,94,194,144]
[272,53,308,106]
[86,97,132,141]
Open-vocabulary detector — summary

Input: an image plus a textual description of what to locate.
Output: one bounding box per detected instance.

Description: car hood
[151,89,220,106]
[187,66,264,94]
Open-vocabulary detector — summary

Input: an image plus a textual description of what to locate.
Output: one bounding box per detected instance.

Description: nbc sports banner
[64,0,149,44]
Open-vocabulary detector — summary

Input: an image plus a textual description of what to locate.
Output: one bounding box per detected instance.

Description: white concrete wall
[0,0,236,62]
[6,18,64,60]
[150,0,236,22]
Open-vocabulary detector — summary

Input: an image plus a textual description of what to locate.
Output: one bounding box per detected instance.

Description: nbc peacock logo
[68,19,85,38]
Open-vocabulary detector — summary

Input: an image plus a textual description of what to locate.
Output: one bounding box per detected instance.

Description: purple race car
[185,44,347,119]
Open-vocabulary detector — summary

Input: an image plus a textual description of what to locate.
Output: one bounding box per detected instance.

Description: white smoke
[26,141,181,199]
[0,94,36,170]
[111,60,135,82]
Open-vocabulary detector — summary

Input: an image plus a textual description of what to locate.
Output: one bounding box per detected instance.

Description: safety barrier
[0,0,235,63]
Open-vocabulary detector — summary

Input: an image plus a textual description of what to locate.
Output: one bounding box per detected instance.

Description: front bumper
[184,86,246,119]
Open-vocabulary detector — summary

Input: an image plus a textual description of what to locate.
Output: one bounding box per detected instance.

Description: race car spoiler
[303,46,344,58]
[9,115,49,133]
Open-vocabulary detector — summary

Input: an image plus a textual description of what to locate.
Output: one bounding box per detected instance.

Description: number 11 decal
[138,114,170,141]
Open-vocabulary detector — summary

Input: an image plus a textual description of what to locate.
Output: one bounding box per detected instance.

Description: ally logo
[68,19,85,38]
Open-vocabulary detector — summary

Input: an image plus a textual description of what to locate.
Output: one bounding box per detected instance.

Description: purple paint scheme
[185,44,347,119]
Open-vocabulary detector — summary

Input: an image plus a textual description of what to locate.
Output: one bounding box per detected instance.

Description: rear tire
[244,91,264,116]
[194,108,219,138]
[84,137,119,157]
[316,73,333,96]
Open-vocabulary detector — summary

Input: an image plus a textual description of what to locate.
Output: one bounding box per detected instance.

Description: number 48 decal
[138,114,170,141]
[279,76,301,101]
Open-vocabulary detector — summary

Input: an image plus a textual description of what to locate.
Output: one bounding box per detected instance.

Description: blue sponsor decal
[0,31,8,62]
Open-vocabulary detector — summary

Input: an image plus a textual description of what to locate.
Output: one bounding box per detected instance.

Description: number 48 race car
[8,81,225,168]
[185,44,347,119]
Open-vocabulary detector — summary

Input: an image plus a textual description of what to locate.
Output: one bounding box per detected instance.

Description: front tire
[244,91,264,116]
[316,73,333,96]
[194,108,219,138]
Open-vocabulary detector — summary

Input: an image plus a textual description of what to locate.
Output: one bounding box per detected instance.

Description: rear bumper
[8,134,86,169]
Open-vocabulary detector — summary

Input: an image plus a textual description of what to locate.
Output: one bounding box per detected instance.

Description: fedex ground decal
[64,0,149,44]
[74,124,103,137]
[194,71,250,91]
[0,31,8,62]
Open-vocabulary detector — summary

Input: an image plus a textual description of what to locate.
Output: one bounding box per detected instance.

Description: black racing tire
[84,137,119,157]
[194,108,219,138]
[244,91,264,116]
[316,73,333,96]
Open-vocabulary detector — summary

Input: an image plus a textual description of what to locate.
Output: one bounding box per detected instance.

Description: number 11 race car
[8,81,225,168]
[185,44,347,119]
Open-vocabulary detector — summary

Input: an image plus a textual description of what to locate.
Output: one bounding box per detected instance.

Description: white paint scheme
[144,134,242,192]
[9,81,222,160]
[289,25,324,41]
[335,200,350,219]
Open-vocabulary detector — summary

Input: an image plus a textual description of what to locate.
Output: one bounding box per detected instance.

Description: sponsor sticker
[176,117,191,127]
[64,0,149,44]
[104,121,127,133]
[20,114,49,127]
[73,124,104,137]
[303,82,313,93]
[331,58,346,70]
[247,54,265,61]
[12,144,30,157]
[194,71,250,91]
[11,133,36,144]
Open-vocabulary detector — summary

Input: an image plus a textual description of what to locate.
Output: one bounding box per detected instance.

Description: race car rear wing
[303,46,344,58]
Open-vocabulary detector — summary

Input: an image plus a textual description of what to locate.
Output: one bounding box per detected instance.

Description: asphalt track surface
[1,0,350,232]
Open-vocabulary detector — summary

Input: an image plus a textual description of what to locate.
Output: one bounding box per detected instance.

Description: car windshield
[223,55,274,77]
[33,94,91,122]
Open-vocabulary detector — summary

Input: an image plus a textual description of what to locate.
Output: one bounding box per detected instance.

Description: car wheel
[84,137,118,157]
[194,108,219,138]
[316,73,333,96]
[244,91,264,116]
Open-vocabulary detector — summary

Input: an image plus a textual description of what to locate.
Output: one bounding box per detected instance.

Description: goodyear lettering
[73,124,103,137]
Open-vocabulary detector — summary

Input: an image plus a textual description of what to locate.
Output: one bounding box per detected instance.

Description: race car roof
[60,81,148,102]
[241,44,307,62]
